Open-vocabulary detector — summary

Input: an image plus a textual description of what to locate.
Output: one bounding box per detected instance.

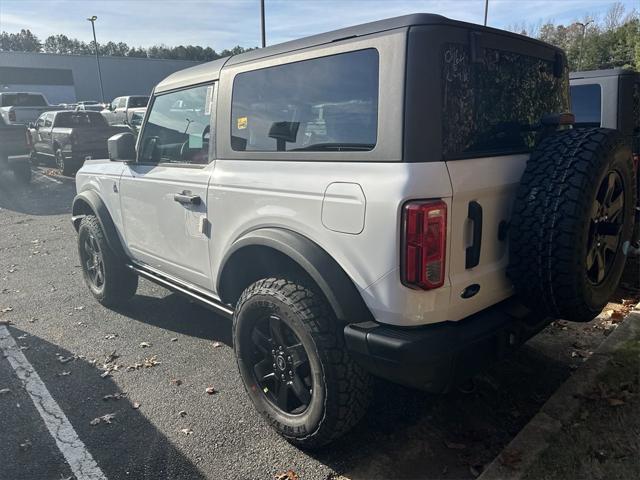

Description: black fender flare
[217,228,374,324]
[71,190,126,259]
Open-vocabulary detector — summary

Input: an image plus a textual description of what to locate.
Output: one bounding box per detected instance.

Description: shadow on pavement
[1,326,206,480]
[0,167,75,216]
[114,292,233,348]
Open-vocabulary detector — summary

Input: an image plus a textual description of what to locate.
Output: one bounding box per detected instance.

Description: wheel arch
[71,190,126,259]
[217,228,374,324]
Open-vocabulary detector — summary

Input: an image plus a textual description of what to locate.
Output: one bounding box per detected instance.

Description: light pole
[260,0,266,48]
[87,15,105,103]
[484,0,489,26]
[576,20,594,71]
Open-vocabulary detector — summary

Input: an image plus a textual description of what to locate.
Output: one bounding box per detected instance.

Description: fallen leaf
[104,334,118,340]
[57,355,74,364]
[500,450,522,468]
[139,342,151,348]
[180,428,193,435]
[178,410,187,417]
[171,379,183,386]
[444,440,467,450]
[1,307,13,313]
[469,465,482,478]
[205,386,217,395]
[17,334,27,340]
[104,350,119,364]
[608,398,625,407]
[170,337,178,342]
[132,402,141,409]
[100,370,112,378]
[19,439,32,450]
[213,342,221,348]
[275,470,299,480]
[90,413,116,426]
[74,306,85,311]
[57,371,71,377]
[103,393,126,401]
[0,388,11,395]
[28,317,37,323]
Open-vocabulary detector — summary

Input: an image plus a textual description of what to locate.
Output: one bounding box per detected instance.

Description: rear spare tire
[508,128,636,322]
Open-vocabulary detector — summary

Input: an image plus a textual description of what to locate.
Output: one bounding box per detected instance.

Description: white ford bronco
[72,14,637,448]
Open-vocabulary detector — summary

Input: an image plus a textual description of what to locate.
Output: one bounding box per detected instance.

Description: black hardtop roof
[155,13,563,93]
[570,68,639,80]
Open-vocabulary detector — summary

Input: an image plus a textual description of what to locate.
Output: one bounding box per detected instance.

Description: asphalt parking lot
[1,167,638,480]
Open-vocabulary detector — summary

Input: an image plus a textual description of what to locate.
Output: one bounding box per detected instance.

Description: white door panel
[445,154,529,316]
[119,164,213,289]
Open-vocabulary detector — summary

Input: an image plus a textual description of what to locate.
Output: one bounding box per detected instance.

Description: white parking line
[0,326,107,480]
[34,171,63,184]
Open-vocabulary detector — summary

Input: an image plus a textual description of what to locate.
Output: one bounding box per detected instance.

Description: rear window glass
[442,44,569,159]
[231,49,379,153]
[55,112,107,128]
[570,84,602,126]
[1,93,47,107]
[128,96,149,108]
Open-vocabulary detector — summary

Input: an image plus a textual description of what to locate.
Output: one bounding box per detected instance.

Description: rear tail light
[402,200,447,290]
[8,110,16,122]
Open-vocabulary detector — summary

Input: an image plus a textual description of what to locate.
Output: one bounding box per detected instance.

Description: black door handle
[465,201,482,269]
[173,192,201,205]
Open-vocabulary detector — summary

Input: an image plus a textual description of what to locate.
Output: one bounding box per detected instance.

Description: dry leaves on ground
[90,413,116,425]
[139,342,151,348]
[180,428,193,435]
[205,386,217,395]
[127,355,160,371]
[103,392,126,401]
[275,470,299,480]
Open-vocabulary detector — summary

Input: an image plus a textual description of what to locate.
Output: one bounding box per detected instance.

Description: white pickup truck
[0,92,60,126]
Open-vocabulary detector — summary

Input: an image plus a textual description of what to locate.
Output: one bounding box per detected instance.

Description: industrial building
[0,51,201,104]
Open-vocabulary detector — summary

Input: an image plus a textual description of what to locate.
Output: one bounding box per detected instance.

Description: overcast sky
[0,0,637,50]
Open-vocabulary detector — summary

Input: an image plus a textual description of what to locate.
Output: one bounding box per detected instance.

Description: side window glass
[231,49,379,152]
[570,84,602,127]
[139,84,214,165]
[44,114,53,127]
[112,98,121,110]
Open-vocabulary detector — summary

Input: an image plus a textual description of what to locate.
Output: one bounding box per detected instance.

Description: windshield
[1,93,47,107]
[129,96,149,108]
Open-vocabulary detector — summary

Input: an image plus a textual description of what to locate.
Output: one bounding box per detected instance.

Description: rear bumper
[344,299,550,392]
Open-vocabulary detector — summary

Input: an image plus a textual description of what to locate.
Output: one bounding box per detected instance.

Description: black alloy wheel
[586,170,625,285]
[80,233,105,291]
[250,314,312,414]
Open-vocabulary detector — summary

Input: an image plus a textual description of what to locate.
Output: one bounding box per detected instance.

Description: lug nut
[288,371,293,376]
[281,374,285,381]
[273,363,276,369]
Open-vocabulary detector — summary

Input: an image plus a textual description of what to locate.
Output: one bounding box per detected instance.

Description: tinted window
[1,93,47,107]
[442,44,569,159]
[231,49,379,152]
[570,84,602,126]
[128,96,149,108]
[139,84,213,165]
[55,112,107,128]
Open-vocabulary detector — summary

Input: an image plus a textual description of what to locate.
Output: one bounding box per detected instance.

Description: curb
[479,304,640,480]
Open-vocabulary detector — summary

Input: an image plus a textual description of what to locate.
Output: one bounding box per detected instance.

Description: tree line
[0,30,253,61]
[508,2,639,71]
[0,2,638,69]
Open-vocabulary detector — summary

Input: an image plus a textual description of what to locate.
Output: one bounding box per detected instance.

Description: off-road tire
[233,277,372,449]
[508,128,636,322]
[55,148,77,177]
[12,162,32,184]
[78,215,138,307]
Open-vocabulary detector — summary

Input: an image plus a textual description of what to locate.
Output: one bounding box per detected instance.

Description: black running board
[127,264,234,318]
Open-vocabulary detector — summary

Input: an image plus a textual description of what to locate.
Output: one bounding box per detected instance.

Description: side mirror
[108,132,136,162]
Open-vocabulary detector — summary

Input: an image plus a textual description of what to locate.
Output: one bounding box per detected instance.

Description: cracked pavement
[0,166,635,480]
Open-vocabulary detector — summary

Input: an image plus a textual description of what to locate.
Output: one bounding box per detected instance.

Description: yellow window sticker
[237,116,248,130]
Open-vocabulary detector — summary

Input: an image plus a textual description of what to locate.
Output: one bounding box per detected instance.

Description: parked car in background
[102,95,149,125]
[73,14,636,448]
[76,101,108,112]
[0,115,32,183]
[0,92,59,125]
[30,110,129,176]
[570,68,640,249]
